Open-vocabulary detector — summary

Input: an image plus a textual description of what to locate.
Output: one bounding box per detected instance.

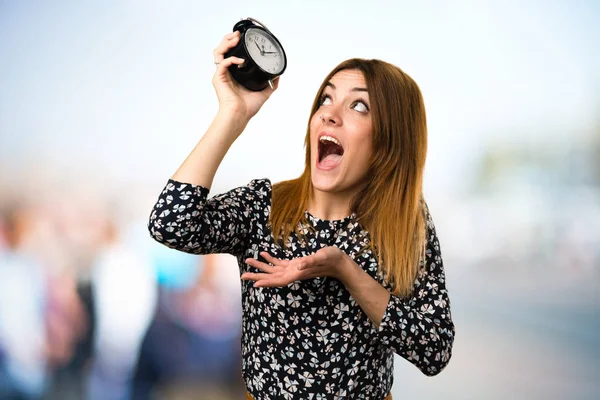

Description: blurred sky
[0,0,599,196]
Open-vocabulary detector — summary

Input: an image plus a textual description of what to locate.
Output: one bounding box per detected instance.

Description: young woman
[148,30,455,400]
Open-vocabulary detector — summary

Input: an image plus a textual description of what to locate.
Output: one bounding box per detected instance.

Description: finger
[245,258,276,273]
[245,276,285,288]
[260,251,285,266]
[225,30,240,40]
[311,247,337,265]
[213,31,241,63]
[241,272,272,281]
[214,56,245,79]
[295,260,310,271]
[214,31,240,55]
[295,254,318,270]
[254,278,288,288]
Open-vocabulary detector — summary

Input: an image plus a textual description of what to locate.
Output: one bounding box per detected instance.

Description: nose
[319,108,342,126]
[321,114,336,124]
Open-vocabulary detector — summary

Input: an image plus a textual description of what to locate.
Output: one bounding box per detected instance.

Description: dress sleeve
[147,178,271,257]
[377,206,455,376]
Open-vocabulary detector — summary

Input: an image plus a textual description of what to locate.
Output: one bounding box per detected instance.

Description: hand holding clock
[212,30,280,122]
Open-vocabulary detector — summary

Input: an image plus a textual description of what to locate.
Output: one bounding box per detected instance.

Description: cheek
[352,152,373,182]
[309,119,321,156]
[354,146,373,175]
[350,130,373,168]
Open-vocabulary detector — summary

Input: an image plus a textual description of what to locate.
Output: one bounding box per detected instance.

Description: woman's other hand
[212,31,280,123]
[242,247,351,288]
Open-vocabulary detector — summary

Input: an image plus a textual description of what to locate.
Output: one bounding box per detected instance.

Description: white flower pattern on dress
[148,178,455,399]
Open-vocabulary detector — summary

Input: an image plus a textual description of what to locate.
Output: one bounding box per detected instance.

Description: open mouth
[318,135,344,168]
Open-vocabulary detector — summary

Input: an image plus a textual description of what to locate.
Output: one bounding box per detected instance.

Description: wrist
[215,108,250,130]
[212,110,249,139]
[337,254,361,289]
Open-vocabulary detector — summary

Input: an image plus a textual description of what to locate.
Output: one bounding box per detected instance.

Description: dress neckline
[304,210,357,227]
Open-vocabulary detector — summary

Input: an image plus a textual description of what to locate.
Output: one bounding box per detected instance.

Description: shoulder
[247,178,272,194]
[230,178,272,201]
[164,178,209,198]
[211,178,273,208]
[421,199,437,232]
[421,200,443,257]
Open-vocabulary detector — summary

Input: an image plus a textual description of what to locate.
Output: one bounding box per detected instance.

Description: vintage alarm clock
[224,17,287,91]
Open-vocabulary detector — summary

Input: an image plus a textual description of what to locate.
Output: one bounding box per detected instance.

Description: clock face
[244,27,285,75]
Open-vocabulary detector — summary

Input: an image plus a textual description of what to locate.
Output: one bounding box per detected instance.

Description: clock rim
[242,26,287,76]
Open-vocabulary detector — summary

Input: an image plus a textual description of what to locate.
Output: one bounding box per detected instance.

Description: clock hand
[254,40,264,55]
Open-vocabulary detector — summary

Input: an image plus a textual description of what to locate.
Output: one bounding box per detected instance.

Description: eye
[319,94,332,106]
[352,100,369,113]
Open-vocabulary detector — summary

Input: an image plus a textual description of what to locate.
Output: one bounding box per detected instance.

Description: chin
[311,176,337,193]
[311,168,353,195]
[311,168,335,190]
[312,169,369,199]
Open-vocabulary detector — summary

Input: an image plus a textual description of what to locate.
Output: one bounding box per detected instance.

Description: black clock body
[224,19,287,91]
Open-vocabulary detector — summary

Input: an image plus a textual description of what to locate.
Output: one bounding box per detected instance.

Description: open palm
[242,247,348,288]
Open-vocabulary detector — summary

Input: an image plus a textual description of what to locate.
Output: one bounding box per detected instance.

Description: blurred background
[0,0,598,399]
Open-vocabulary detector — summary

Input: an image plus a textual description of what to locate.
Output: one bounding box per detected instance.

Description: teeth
[319,135,341,146]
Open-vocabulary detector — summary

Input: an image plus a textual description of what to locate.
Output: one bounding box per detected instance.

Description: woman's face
[309,69,373,199]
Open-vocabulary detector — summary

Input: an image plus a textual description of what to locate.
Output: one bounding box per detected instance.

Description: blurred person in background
[131,250,243,400]
[147,31,454,399]
[0,203,48,399]
[0,201,90,400]
[86,208,157,400]
[39,197,98,400]
[43,269,90,400]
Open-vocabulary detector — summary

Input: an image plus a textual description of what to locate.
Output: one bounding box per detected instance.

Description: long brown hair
[271,59,428,297]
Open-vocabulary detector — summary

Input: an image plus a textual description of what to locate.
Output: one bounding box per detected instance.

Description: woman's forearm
[340,259,391,328]
[171,111,249,189]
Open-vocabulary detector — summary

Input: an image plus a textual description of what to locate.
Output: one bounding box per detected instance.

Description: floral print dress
[148,178,455,400]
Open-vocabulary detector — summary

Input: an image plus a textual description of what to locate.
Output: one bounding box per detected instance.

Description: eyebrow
[325,82,368,93]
